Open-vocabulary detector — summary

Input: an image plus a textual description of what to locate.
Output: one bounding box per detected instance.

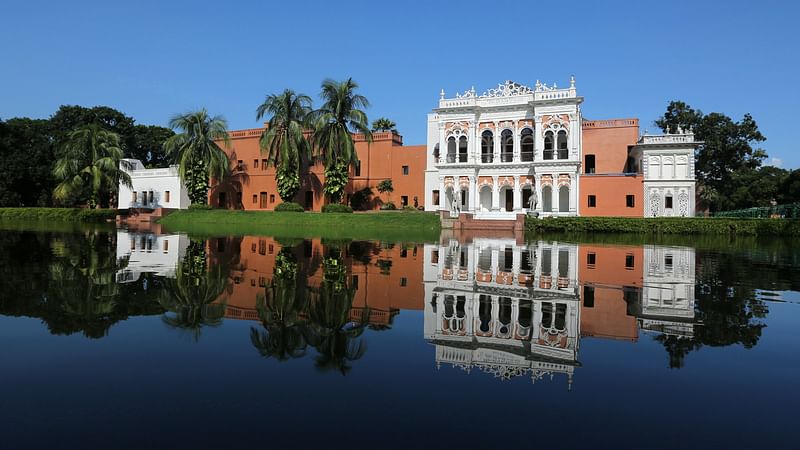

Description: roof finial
[440,88,445,100]
[570,74,576,88]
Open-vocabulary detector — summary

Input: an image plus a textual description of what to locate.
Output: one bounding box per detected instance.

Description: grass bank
[0,207,117,223]
[526,216,800,236]
[159,210,441,242]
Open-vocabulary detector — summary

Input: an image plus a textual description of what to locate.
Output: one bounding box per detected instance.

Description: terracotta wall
[580,175,644,216]
[581,119,639,173]
[209,130,426,211]
[578,245,643,341]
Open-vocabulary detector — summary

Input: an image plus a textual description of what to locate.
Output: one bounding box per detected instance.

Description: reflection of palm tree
[250,249,309,361]
[306,253,367,374]
[159,241,228,341]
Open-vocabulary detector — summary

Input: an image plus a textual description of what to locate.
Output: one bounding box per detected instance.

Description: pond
[0,227,798,449]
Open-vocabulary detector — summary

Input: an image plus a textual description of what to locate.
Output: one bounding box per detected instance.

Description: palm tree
[256,89,313,202]
[310,78,372,203]
[371,117,396,132]
[53,124,132,208]
[163,109,231,205]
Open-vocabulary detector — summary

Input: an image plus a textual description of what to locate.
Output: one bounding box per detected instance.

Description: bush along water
[0,208,117,223]
[525,216,800,236]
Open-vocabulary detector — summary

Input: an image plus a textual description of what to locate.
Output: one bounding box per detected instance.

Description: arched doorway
[522,186,534,210]
[479,185,492,211]
[500,186,514,212]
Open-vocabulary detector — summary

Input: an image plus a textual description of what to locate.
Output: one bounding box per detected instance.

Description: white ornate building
[423,78,700,219]
[631,132,699,217]
[115,231,189,283]
[424,79,583,219]
[118,159,190,210]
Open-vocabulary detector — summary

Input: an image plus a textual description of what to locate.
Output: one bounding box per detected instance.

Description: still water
[1,228,798,449]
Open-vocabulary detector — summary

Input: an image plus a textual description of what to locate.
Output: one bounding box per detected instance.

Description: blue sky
[1,0,797,168]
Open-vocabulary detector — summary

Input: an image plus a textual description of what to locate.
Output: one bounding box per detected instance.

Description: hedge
[321,203,353,213]
[274,202,305,212]
[525,216,800,236]
[0,208,118,223]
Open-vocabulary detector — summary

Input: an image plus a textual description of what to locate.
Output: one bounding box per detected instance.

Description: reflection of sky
[1,302,799,449]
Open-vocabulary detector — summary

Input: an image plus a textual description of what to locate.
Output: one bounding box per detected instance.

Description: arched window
[520,128,534,161]
[559,185,569,212]
[446,137,456,163]
[458,136,468,162]
[542,185,553,212]
[501,130,513,162]
[557,130,568,159]
[544,131,554,160]
[481,130,493,163]
[498,297,512,337]
[478,295,492,334]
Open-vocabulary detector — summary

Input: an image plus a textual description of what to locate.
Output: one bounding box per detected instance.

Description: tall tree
[656,101,767,211]
[0,118,55,206]
[52,124,132,208]
[163,109,231,205]
[371,117,396,132]
[256,89,312,202]
[310,78,372,204]
[129,124,175,168]
[49,105,136,152]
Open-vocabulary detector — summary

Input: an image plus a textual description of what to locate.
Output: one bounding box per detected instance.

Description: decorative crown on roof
[451,78,576,99]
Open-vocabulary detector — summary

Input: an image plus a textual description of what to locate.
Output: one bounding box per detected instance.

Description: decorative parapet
[583,118,639,129]
[638,134,696,145]
[438,78,578,109]
[125,165,181,178]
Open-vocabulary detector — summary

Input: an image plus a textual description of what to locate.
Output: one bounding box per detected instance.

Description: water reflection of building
[424,239,580,387]
[208,237,425,326]
[425,239,698,385]
[115,231,188,283]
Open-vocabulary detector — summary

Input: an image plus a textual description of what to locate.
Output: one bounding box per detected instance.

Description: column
[534,116,544,161]
[513,120,520,162]
[467,122,476,164]
[568,176,577,214]
[438,177,445,210]
[569,113,578,160]
[550,245,558,290]
[492,176,500,211]
[438,124,445,164]
[551,175,558,215]
[513,175,522,211]
[493,122,500,162]
[534,174,542,214]
[469,176,478,212]
[491,247,499,281]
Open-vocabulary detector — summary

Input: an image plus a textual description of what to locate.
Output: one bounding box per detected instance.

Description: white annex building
[423,77,699,219]
[118,159,190,210]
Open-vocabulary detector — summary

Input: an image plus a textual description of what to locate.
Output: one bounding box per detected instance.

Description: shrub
[275,202,305,212]
[322,203,353,213]
[350,187,374,211]
[525,216,800,236]
[402,205,417,211]
[188,203,214,211]
[0,207,117,222]
[380,201,396,211]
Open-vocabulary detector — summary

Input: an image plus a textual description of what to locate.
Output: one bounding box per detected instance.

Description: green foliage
[322,203,353,213]
[163,109,231,205]
[0,208,117,222]
[129,124,175,168]
[52,125,131,208]
[713,203,800,218]
[0,118,55,206]
[655,101,768,211]
[376,179,394,195]
[402,205,417,211]
[310,78,372,202]
[276,165,301,201]
[323,161,350,203]
[371,117,396,132]
[525,216,800,236]
[257,89,311,201]
[188,203,214,211]
[380,201,396,210]
[350,187,373,210]
[274,201,305,212]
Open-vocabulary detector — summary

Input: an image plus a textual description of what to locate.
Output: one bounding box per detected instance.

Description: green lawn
[0,207,117,222]
[159,210,441,242]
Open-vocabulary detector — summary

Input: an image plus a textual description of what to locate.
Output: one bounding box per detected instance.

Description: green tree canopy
[0,118,55,206]
[256,89,312,201]
[52,124,132,208]
[129,124,175,168]
[310,78,372,203]
[163,109,231,205]
[371,117,396,132]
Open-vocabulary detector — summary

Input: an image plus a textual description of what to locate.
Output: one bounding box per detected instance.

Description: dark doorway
[305,191,313,210]
[505,189,513,211]
[218,192,227,208]
[260,192,268,209]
